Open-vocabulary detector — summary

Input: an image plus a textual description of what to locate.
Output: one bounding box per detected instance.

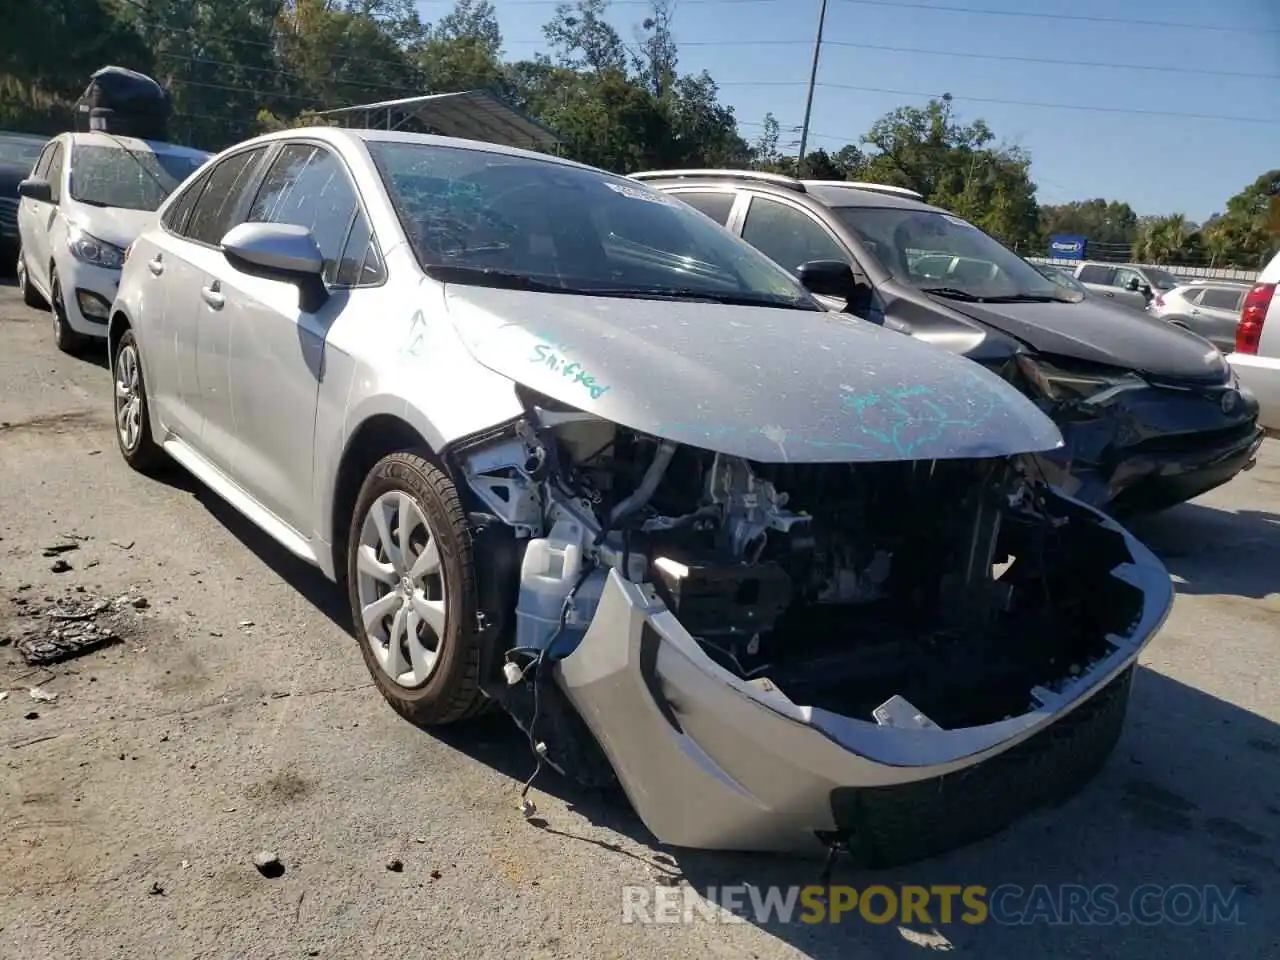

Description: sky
[414,0,1280,222]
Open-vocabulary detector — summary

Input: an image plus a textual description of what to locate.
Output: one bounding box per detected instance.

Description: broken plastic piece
[871,694,940,730]
[502,661,524,686]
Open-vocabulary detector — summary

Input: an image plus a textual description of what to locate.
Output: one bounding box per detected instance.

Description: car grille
[828,665,1133,867]
[0,198,16,239]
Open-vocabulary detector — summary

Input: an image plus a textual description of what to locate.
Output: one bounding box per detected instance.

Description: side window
[247,144,360,284]
[334,209,385,286]
[1201,287,1243,311]
[46,144,65,203]
[672,191,737,226]
[31,144,55,180]
[186,147,268,246]
[1181,288,1204,305]
[161,167,212,236]
[1077,264,1115,285]
[741,196,847,274]
[1114,268,1144,290]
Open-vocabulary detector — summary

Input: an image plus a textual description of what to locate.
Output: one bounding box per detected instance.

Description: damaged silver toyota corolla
[109,128,1174,866]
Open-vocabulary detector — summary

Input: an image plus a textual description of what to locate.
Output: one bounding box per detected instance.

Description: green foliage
[0,0,1271,268]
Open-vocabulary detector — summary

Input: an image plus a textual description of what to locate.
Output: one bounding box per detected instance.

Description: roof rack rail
[802,179,924,200]
[628,169,807,192]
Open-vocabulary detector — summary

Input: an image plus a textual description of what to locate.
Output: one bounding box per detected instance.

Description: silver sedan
[108,128,1172,863]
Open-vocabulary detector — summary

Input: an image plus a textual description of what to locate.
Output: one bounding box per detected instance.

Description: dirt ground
[1,281,1277,959]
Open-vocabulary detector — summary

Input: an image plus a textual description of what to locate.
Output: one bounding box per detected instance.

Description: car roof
[64,130,210,159]
[229,125,604,176]
[629,168,947,213]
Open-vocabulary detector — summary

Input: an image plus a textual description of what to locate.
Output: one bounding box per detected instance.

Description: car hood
[442,285,1063,464]
[68,206,157,249]
[937,295,1229,383]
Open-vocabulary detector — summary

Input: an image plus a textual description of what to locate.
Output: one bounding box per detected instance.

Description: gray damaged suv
[109,129,1172,863]
[637,170,1261,514]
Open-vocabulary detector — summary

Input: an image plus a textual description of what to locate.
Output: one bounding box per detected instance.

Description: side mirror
[796,259,857,297]
[796,259,872,315]
[17,178,53,203]
[1140,283,1153,298]
[1124,277,1141,292]
[221,222,329,312]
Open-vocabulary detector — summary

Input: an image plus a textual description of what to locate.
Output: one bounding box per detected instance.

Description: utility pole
[797,0,829,164]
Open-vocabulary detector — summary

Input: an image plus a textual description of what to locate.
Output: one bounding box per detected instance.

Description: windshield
[833,206,1082,302]
[0,134,46,168]
[1144,267,1179,291]
[366,140,817,308]
[69,144,206,211]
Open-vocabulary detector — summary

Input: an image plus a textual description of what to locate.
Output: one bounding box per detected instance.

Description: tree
[632,0,677,98]
[1039,199,1139,250]
[1132,214,1191,263]
[417,0,506,94]
[543,0,626,74]
[749,112,781,170]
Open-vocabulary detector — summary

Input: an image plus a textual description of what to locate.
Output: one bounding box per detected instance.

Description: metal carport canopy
[314,90,561,152]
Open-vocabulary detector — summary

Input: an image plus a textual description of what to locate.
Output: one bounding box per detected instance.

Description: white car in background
[15,131,208,353]
[1226,252,1280,432]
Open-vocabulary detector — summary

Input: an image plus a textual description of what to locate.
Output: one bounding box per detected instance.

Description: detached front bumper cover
[555,494,1173,860]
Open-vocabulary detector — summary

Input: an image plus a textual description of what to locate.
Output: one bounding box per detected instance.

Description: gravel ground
[1,281,1277,960]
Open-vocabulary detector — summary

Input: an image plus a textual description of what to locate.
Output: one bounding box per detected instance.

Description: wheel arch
[328,413,438,581]
[108,307,132,360]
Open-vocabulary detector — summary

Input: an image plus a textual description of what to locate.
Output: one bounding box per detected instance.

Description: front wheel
[347,452,488,727]
[50,270,86,354]
[16,245,44,308]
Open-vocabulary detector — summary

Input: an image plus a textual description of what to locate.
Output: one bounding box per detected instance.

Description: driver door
[738,193,874,316]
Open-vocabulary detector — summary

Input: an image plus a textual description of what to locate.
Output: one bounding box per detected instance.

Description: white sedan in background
[1226,251,1280,433]
[15,130,208,353]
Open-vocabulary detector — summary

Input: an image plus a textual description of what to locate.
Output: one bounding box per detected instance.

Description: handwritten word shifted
[529,339,611,400]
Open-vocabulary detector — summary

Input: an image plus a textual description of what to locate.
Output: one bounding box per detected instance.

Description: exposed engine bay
[451,389,1145,737]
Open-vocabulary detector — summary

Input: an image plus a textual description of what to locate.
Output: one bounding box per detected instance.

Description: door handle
[148,256,164,276]
[201,282,224,309]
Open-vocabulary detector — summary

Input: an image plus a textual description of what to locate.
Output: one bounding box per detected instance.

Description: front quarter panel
[314,269,524,547]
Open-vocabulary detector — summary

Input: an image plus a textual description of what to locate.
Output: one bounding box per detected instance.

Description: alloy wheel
[355,489,448,688]
[114,343,143,452]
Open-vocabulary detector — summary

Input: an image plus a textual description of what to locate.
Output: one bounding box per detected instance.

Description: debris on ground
[110,539,134,550]
[28,686,57,703]
[386,858,404,872]
[253,851,284,878]
[42,543,80,558]
[429,869,442,881]
[0,691,7,703]
[24,711,39,720]
[9,592,134,666]
[49,558,73,573]
[147,881,165,896]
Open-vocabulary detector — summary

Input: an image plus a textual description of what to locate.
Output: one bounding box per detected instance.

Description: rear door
[663,189,744,228]
[129,163,210,433]
[153,145,272,450]
[1194,286,1247,350]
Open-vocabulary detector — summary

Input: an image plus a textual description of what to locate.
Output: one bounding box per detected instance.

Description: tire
[347,452,487,727]
[50,270,87,354]
[111,328,166,473]
[16,245,44,308]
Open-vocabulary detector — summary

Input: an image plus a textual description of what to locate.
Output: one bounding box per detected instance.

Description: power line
[679,38,1280,82]
[834,0,1280,35]
[420,0,1280,34]
[818,82,1280,125]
